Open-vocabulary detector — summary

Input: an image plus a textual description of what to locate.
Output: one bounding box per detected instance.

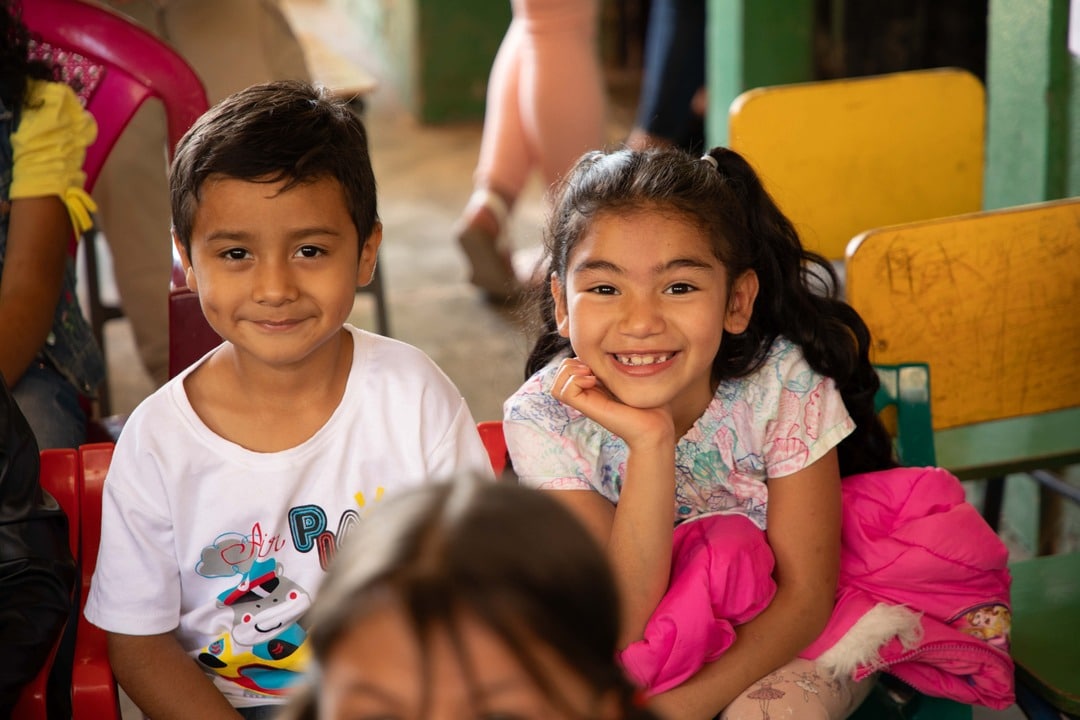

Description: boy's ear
[357,222,384,287]
[550,273,570,338]
[172,231,198,294]
[724,269,758,334]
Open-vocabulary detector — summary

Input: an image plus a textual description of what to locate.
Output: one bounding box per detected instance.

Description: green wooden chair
[843,364,974,720]
[873,361,1080,720]
[848,199,1080,720]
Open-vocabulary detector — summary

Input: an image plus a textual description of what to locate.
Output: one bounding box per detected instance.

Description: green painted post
[417,0,510,124]
[984,0,1076,209]
[338,0,508,124]
[706,0,815,146]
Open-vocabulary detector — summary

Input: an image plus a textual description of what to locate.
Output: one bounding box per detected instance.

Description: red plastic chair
[167,261,221,378]
[21,0,210,411]
[72,442,120,720]
[477,420,509,478]
[11,449,80,720]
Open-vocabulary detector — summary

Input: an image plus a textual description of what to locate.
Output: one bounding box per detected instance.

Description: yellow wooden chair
[729,68,985,265]
[846,197,1080,720]
[846,197,1080,490]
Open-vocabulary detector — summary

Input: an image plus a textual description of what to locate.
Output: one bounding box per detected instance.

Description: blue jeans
[635,0,707,150]
[11,361,86,449]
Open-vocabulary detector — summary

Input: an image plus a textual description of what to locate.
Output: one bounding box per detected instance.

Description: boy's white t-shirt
[84,325,493,708]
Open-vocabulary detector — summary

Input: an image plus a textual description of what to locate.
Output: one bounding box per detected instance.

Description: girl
[1,0,103,448]
[282,478,660,720]
[503,145,897,719]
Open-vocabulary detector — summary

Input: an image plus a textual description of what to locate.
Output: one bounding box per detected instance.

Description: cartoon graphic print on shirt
[193,498,371,697]
[196,548,312,696]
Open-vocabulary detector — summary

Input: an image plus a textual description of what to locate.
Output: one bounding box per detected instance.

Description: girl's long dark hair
[0,0,55,112]
[526,146,895,477]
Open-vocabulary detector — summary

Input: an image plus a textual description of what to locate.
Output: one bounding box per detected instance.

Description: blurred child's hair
[526,146,895,477]
[0,0,57,111]
[286,478,657,720]
[169,80,379,256]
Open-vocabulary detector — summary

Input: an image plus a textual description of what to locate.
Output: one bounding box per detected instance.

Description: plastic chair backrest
[20,0,209,192]
[477,420,508,477]
[168,285,222,379]
[847,197,1080,430]
[77,442,113,606]
[72,442,120,720]
[11,449,80,720]
[729,68,984,261]
[39,448,81,560]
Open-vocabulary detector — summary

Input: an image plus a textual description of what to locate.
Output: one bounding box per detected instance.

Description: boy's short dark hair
[170,80,378,256]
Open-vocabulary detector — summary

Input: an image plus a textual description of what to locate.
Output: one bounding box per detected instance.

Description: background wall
[337,0,509,123]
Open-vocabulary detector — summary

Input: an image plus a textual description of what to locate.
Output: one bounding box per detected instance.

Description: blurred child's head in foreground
[287,479,658,720]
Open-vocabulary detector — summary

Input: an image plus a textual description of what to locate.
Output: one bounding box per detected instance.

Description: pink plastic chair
[22,0,210,414]
[20,0,209,193]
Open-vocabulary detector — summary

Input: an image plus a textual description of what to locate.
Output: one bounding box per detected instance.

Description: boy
[83,81,494,719]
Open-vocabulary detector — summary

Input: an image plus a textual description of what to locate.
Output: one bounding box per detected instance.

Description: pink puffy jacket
[618,513,776,694]
[618,466,1015,709]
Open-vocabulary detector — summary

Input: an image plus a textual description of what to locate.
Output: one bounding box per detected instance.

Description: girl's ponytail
[703,147,895,476]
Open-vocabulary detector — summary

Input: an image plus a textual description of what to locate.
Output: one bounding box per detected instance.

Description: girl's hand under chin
[552,357,676,448]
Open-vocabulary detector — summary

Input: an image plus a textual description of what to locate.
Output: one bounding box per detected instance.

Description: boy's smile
[177,175,381,374]
[552,211,756,435]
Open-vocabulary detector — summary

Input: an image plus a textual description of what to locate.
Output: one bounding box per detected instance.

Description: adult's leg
[95,0,310,386]
[161,0,311,101]
[11,363,86,449]
[515,0,605,186]
[93,99,171,386]
[472,15,531,212]
[720,657,876,720]
[628,0,706,151]
[458,0,604,300]
[457,11,530,300]
[94,1,171,386]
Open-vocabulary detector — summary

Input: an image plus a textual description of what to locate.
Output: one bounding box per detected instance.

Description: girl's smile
[613,352,674,367]
[552,211,756,435]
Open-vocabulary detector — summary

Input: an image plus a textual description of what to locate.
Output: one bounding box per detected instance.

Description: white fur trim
[816,603,924,679]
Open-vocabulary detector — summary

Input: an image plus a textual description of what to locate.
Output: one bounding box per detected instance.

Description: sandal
[456,189,524,303]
